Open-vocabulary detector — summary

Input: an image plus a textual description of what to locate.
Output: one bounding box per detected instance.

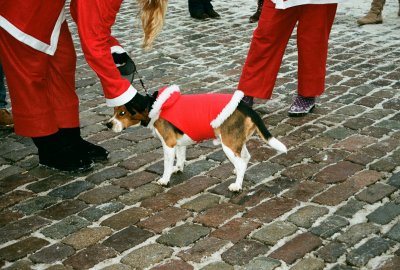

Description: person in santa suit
[0,0,167,172]
[239,0,343,116]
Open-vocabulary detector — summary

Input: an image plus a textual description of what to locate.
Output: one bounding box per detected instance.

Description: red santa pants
[0,21,79,137]
[238,1,337,99]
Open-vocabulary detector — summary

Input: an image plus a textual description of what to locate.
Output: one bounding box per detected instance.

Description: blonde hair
[137,0,168,50]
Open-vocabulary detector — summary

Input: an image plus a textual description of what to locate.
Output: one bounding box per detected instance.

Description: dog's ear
[126,92,148,115]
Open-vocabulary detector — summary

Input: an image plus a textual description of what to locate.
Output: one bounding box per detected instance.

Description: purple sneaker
[288,95,315,117]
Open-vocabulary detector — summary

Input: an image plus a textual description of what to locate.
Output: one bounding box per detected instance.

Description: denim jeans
[0,65,7,109]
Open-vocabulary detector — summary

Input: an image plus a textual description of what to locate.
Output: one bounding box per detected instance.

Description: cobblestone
[1,0,400,269]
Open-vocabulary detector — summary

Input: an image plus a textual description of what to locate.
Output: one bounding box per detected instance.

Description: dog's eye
[119,111,126,116]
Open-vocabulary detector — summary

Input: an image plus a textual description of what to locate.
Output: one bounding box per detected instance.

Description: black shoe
[59,128,109,162]
[190,11,209,20]
[205,9,220,19]
[32,133,93,172]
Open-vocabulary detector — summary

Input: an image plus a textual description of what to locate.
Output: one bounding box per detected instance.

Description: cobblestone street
[1,0,400,269]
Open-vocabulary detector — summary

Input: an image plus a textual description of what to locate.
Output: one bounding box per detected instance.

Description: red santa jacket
[0,0,66,55]
[149,85,244,142]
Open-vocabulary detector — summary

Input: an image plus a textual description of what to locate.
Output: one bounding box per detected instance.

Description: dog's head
[106,92,157,132]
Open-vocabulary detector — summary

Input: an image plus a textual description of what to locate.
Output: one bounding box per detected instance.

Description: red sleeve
[70,0,135,106]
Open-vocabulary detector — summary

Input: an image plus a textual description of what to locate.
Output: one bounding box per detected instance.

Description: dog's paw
[228,183,242,192]
[157,178,170,186]
[233,168,237,175]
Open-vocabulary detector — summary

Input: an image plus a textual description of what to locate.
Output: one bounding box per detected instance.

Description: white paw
[157,178,170,186]
[233,168,237,175]
[228,183,242,192]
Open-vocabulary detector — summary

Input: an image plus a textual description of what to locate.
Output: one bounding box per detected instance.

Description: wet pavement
[0,0,400,269]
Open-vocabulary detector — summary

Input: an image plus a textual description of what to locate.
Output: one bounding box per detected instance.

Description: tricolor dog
[106,85,287,191]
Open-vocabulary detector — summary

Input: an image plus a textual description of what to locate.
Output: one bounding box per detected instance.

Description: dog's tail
[137,0,168,50]
[237,102,287,153]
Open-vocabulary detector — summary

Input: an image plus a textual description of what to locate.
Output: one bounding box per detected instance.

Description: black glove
[112,52,136,81]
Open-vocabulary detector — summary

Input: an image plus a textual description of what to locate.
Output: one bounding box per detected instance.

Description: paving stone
[0,209,22,227]
[118,151,163,171]
[282,181,328,202]
[200,262,234,270]
[12,195,59,215]
[0,190,34,210]
[316,241,347,263]
[157,223,211,247]
[119,183,164,205]
[311,215,349,238]
[206,162,234,179]
[102,226,154,252]
[229,185,273,207]
[288,205,329,228]
[177,237,229,263]
[355,183,397,203]
[385,221,400,242]
[39,200,88,220]
[221,240,269,266]
[333,135,377,152]
[336,223,380,246]
[48,180,95,199]
[271,146,318,167]
[387,172,400,188]
[29,243,75,264]
[335,198,367,218]
[346,237,394,267]
[375,256,400,270]
[167,176,220,199]
[329,264,357,270]
[238,256,281,270]
[314,161,364,184]
[101,207,150,230]
[26,174,73,193]
[244,162,284,183]
[0,216,50,244]
[313,170,383,205]
[367,202,400,225]
[194,203,245,227]
[137,207,190,233]
[281,163,322,181]
[370,157,397,172]
[251,221,297,245]
[62,227,113,250]
[78,185,127,204]
[269,232,322,264]
[121,243,173,269]
[290,257,325,270]
[79,202,125,222]
[2,260,33,270]
[64,244,118,270]
[324,127,356,140]
[101,264,131,270]
[210,218,262,243]
[85,167,129,185]
[0,237,49,262]
[244,197,298,223]
[140,192,181,211]
[113,171,158,189]
[41,216,91,239]
[150,259,194,270]
[0,173,37,194]
[181,193,221,212]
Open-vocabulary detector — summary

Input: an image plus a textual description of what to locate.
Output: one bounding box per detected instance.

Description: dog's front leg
[221,142,247,192]
[157,144,176,186]
[173,146,186,173]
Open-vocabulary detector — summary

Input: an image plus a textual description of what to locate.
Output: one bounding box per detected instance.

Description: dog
[106,85,287,191]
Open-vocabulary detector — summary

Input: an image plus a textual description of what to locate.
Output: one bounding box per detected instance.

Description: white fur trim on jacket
[110,45,126,54]
[210,90,244,128]
[148,85,180,120]
[0,9,65,56]
[106,85,137,107]
[272,0,343,9]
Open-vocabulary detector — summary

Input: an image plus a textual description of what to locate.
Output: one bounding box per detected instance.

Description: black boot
[203,0,220,19]
[189,0,209,20]
[249,0,263,23]
[59,128,109,162]
[32,132,93,172]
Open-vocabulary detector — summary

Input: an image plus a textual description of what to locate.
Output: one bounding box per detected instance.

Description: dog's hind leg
[158,144,176,186]
[221,141,247,192]
[173,145,186,173]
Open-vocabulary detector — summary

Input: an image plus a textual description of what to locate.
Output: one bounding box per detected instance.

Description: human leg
[188,0,208,20]
[357,0,386,25]
[238,1,298,101]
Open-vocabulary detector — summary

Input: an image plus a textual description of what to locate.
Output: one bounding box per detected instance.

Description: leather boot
[357,0,386,25]
[203,0,220,19]
[59,128,109,162]
[189,0,209,20]
[398,0,400,16]
[249,0,264,23]
[0,108,13,126]
[32,131,93,172]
